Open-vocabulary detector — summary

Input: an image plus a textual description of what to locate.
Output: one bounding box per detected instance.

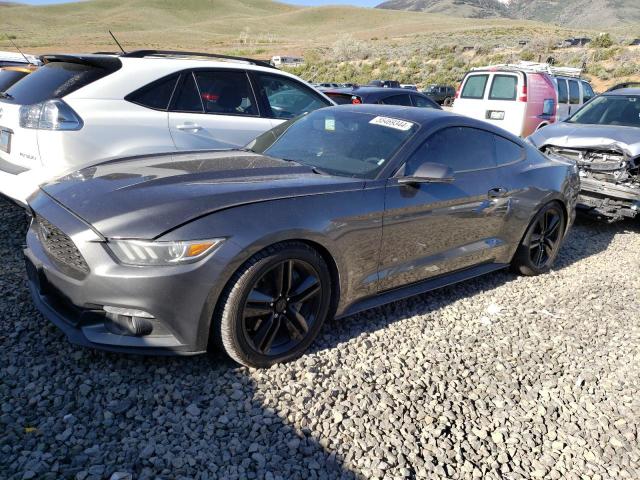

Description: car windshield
[566,95,640,128]
[248,109,418,178]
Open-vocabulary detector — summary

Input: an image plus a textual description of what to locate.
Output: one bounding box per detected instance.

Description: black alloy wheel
[215,242,332,368]
[242,259,322,356]
[512,202,566,276]
[528,208,563,268]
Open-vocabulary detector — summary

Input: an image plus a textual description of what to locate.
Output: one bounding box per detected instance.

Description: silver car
[528,85,640,222]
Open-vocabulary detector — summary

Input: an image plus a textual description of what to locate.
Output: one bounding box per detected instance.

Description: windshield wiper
[0,92,13,100]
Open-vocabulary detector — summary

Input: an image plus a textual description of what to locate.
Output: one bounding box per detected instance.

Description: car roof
[325,86,424,96]
[604,88,640,96]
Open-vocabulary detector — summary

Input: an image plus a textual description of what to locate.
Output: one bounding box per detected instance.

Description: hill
[376,0,640,27]
[377,0,510,19]
[1,0,547,54]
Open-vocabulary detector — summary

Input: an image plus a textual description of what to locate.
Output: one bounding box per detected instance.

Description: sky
[18,0,379,5]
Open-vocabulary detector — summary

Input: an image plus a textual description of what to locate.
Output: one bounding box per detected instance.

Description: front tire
[511,202,566,276]
[214,242,332,368]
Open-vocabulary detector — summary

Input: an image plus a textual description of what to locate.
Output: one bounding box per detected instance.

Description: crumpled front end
[540,144,640,221]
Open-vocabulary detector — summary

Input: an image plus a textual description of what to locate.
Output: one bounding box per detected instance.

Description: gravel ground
[1,197,639,480]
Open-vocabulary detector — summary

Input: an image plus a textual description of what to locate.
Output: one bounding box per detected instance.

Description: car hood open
[528,122,640,158]
[39,150,363,239]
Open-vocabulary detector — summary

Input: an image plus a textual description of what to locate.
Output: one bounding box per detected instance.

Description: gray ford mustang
[529,86,640,222]
[25,105,579,367]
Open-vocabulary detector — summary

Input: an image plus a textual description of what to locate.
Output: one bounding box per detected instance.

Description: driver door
[379,126,510,291]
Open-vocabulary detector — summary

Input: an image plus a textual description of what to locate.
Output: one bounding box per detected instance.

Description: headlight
[19,99,83,130]
[107,239,224,266]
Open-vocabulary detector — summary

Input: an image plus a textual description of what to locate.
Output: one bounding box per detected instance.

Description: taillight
[19,99,83,131]
[351,96,362,104]
[518,84,528,102]
[201,93,219,102]
[454,86,461,99]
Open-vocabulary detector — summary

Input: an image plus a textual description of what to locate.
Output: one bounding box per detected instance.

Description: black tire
[214,242,332,368]
[443,97,453,107]
[511,202,566,276]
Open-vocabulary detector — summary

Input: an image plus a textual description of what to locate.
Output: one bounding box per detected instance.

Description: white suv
[0,50,333,205]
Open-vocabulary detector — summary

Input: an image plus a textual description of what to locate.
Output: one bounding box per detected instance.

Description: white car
[0,50,333,205]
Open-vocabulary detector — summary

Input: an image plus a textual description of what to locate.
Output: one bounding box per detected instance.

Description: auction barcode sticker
[369,116,414,131]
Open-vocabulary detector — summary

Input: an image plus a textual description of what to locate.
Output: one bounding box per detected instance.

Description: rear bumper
[0,166,49,206]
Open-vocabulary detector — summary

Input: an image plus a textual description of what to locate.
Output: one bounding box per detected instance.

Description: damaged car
[528,86,640,222]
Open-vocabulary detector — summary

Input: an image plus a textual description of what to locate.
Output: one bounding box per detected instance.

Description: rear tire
[511,202,566,276]
[214,242,332,368]
[443,97,453,107]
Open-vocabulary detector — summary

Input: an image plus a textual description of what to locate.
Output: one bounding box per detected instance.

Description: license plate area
[0,128,11,153]
[486,110,505,121]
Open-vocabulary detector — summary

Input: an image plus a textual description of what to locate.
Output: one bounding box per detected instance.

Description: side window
[489,74,518,101]
[194,71,258,116]
[126,74,179,110]
[582,81,595,102]
[405,127,496,175]
[411,94,435,108]
[568,80,580,104]
[557,79,568,104]
[256,73,330,119]
[461,75,488,99]
[172,73,203,113]
[494,135,524,166]
[380,94,412,106]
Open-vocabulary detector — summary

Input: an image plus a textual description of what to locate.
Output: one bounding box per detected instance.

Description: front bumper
[577,177,640,221]
[0,165,52,207]
[24,193,233,356]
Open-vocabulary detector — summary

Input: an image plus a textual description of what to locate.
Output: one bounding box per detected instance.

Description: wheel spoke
[544,237,556,252]
[535,245,546,266]
[252,314,280,354]
[290,275,320,304]
[546,214,560,236]
[283,260,294,296]
[245,290,275,318]
[285,307,309,337]
[529,233,543,247]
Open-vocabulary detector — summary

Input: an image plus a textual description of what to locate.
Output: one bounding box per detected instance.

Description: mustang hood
[528,122,640,158]
[38,151,363,238]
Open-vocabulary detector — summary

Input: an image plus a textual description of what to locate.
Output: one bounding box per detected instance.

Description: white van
[453,62,594,137]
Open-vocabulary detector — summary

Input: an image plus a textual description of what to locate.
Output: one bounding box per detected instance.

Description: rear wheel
[443,97,453,107]
[511,202,566,276]
[214,242,332,368]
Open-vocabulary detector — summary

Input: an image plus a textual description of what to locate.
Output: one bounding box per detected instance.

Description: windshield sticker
[325,117,336,131]
[369,116,414,131]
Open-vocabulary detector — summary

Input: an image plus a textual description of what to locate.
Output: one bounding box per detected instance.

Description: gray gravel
[1,196,639,479]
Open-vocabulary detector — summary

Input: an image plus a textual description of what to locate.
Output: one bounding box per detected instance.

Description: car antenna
[109,30,127,55]
[6,35,34,66]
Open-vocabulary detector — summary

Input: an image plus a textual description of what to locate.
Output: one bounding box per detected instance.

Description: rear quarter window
[4,62,115,105]
[489,75,517,101]
[461,75,488,99]
[126,74,179,110]
[494,135,524,166]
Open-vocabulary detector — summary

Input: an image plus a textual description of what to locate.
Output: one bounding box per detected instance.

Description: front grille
[35,215,89,276]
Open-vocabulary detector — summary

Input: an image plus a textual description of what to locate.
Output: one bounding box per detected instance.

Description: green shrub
[592,33,614,49]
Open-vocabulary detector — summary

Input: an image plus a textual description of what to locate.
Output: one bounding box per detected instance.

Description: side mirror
[397,162,455,185]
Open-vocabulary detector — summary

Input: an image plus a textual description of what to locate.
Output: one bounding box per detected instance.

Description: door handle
[176,123,202,131]
[488,187,509,199]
